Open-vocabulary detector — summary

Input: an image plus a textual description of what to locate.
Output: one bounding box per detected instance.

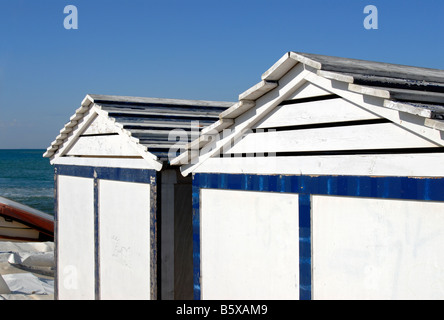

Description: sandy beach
[0,241,54,300]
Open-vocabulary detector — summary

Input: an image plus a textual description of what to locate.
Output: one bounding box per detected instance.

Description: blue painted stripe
[194,173,444,201]
[192,173,444,300]
[192,174,201,300]
[93,173,100,300]
[53,171,59,300]
[299,194,311,300]
[55,165,156,183]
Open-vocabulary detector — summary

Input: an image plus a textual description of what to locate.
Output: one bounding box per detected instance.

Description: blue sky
[0,0,443,149]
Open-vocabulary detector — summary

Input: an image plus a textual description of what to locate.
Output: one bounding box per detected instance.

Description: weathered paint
[312,196,444,299]
[298,193,311,300]
[54,165,157,300]
[53,171,59,300]
[192,173,444,300]
[98,179,151,300]
[200,189,300,299]
[57,175,95,300]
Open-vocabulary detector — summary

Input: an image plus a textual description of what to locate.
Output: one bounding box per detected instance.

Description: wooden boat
[0,196,54,242]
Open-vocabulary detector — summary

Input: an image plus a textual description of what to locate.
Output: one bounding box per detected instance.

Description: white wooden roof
[43,94,234,168]
[172,52,444,174]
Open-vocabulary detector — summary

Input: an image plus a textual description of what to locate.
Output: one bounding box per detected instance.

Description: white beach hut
[44,94,233,300]
[172,52,444,300]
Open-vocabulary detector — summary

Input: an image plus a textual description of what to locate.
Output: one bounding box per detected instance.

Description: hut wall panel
[200,189,300,300]
[284,81,332,101]
[226,122,438,154]
[82,114,117,135]
[66,135,140,157]
[53,157,153,169]
[57,175,95,300]
[254,98,381,129]
[191,153,444,177]
[98,179,151,300]
[312,195,444,299]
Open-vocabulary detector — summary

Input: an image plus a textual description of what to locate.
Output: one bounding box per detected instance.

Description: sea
[0,150,54,215]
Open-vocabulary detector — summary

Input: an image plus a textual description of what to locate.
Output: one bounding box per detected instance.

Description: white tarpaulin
[0,241,54,300]
[0,274,11,294]
[2,273,54,295]
[8,251,55,277]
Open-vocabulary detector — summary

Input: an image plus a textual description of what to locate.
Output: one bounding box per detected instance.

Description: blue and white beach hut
[44,94,233,300]
[172,52,444,300]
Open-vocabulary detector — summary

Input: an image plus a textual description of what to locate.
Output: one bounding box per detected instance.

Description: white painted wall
[200,189,300,300]
[254,97,380,129]
[57,175,95,300]
[98,180,151,300]
[66,134,141,157]
[192,153,444,177]
[312,195,444,300]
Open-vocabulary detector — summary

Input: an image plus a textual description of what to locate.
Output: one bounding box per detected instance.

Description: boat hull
[0,197,54,242]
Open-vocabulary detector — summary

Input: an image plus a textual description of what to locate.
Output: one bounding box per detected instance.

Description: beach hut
[172,52,444,300]
[43,94,233,300]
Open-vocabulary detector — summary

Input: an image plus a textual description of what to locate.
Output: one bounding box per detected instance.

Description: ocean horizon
[0,149,54,215]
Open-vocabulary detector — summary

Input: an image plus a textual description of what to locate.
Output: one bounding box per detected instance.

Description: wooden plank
[348,84,390,99]
[201,118,234,135]
[384,100,444,119]
[66,134,141,157]
[349,84,444,105]
[219,100,256,119]
[115,120,207,130]
[317,70,354,83]
[304,70,444,147]
[179,64,311,175]
[254,97,382,129]
[192,153,444,177]
[293,52,444,84]
[200,189,300,299]
[98,106,221,119]
[88,94,235,108]
[98,180,151,300]
[87,115,164,170]
[261,52,298,81]
[83,114,118,135]
[226,122,439,154]
[312,196,444,299]
[290,52,322,69]
[238,80,278,101]
[56,109,98,158]
[57,175,95,300]
[181,119,236,155]
[284,81,333,100]
[52,156,155,169]
[425,118,444,131]
[383,101,434,118]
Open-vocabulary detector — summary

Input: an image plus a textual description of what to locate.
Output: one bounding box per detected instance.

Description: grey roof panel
[293,52,444,84]
[44,95,235,162]
[96,99,233,161]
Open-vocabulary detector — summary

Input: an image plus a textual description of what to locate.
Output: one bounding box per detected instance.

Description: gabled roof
[43,94,234,164]
[235,52,444,119]
[172,52,444,174]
